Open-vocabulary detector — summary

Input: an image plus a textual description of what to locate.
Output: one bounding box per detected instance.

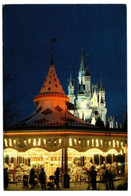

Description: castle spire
[68,64,74,86]
[100,73,103,90]
[85,53,90,76]
[80,44,85,71]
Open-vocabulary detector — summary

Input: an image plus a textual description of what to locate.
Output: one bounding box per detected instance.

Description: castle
[68,46,107,126]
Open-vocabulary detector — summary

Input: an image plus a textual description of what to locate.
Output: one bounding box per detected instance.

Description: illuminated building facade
[68,47,107,126]
[3,46,127,187]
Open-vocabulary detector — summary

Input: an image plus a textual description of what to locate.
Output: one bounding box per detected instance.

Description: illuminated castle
[68,47,107,126]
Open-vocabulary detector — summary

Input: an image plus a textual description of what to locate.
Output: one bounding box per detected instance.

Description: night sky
[3,4,127,124]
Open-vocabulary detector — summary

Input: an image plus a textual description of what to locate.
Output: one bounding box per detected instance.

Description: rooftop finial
[80,44,84,71]
[100,73,103,90]
[50,38,56,65]
[85,53,90,76]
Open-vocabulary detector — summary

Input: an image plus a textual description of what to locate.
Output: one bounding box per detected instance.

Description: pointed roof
[39,65,65,95]
[68,64,74,86]
[79,45,85,71]
[100,74,104,91]
[85,54,90,76]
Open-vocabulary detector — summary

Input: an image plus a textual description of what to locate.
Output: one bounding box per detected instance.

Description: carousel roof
[39,64,65,95]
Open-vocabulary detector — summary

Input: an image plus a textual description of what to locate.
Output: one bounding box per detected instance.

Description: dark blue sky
[3,4,127,123]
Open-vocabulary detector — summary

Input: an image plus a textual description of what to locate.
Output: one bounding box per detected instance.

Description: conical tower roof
[39,65,65,95]
[79,45,85,71]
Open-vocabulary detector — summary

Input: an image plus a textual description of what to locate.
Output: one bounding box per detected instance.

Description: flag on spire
[51,38,56,43]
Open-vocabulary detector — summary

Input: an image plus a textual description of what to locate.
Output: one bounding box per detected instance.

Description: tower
[68,65,76,104]
[98,75,107,126]
[67,46,107,126]
[75,46,92,121]
[85,54,91,97]
[78,46,86,95]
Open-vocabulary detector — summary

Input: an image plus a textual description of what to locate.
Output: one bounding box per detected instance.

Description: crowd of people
[87,166,114,190]
[4,166,60,190]
[4,165,120,190]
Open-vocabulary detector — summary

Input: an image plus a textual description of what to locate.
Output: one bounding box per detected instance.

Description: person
[89,166,97,190]
[29,168,35,189]
[54,167,60,189]
[108,168,114,190]
[39,168,46,190]
[104,167,109,190]
[4,168,9,189]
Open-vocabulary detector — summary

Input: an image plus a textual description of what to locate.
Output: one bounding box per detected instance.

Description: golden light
[4,139,8,147]
[9,139,12,147]
[100,139,103,146]
[92,139,94,147]
[69,138,72,146]
[96,139,99,147]
[106,149,119,156]
[38,138,41,146]
[13,140,16,145]
[113,140,115,147]
[33,138,36,146]
[59,139,62,143]
[83,148,104,156]
[28,138,31,144]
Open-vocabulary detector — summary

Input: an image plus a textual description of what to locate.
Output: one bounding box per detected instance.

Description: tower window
[48,87,51,91]
[55,84,58,87]
[49,81,51,84]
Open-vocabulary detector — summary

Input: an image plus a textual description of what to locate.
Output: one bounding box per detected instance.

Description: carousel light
[69,138,72,146]
[106,149,119,156]
[13,140,16,145]
[28,138,31,144]
[74,139,77,145]
[108,141,111,147]
[78,139,81,144]
[113,140,115,148]
[117,140,119,148]
[4,131,127,137]
[87,140,89,147]
[92,139,94,147]
[43,139,46,145]
[54,139,57,144]
[96,139,99,147]
[9,139,12,146]
[33,138,36,146]
[100,140,103,146]
[4,139,8,147]
[121,141,123,147]
[24,139,27,145]
[38,138,41,146]
[59,139,62,144]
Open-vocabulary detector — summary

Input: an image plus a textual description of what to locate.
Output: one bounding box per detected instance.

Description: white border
[0,1,130,196]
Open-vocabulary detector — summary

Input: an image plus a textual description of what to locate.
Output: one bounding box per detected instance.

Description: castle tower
[68,65,76,104]
[78,46,86,95]
[98,75,107,126]
[75,46,92,121]
[85,54,91,97]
